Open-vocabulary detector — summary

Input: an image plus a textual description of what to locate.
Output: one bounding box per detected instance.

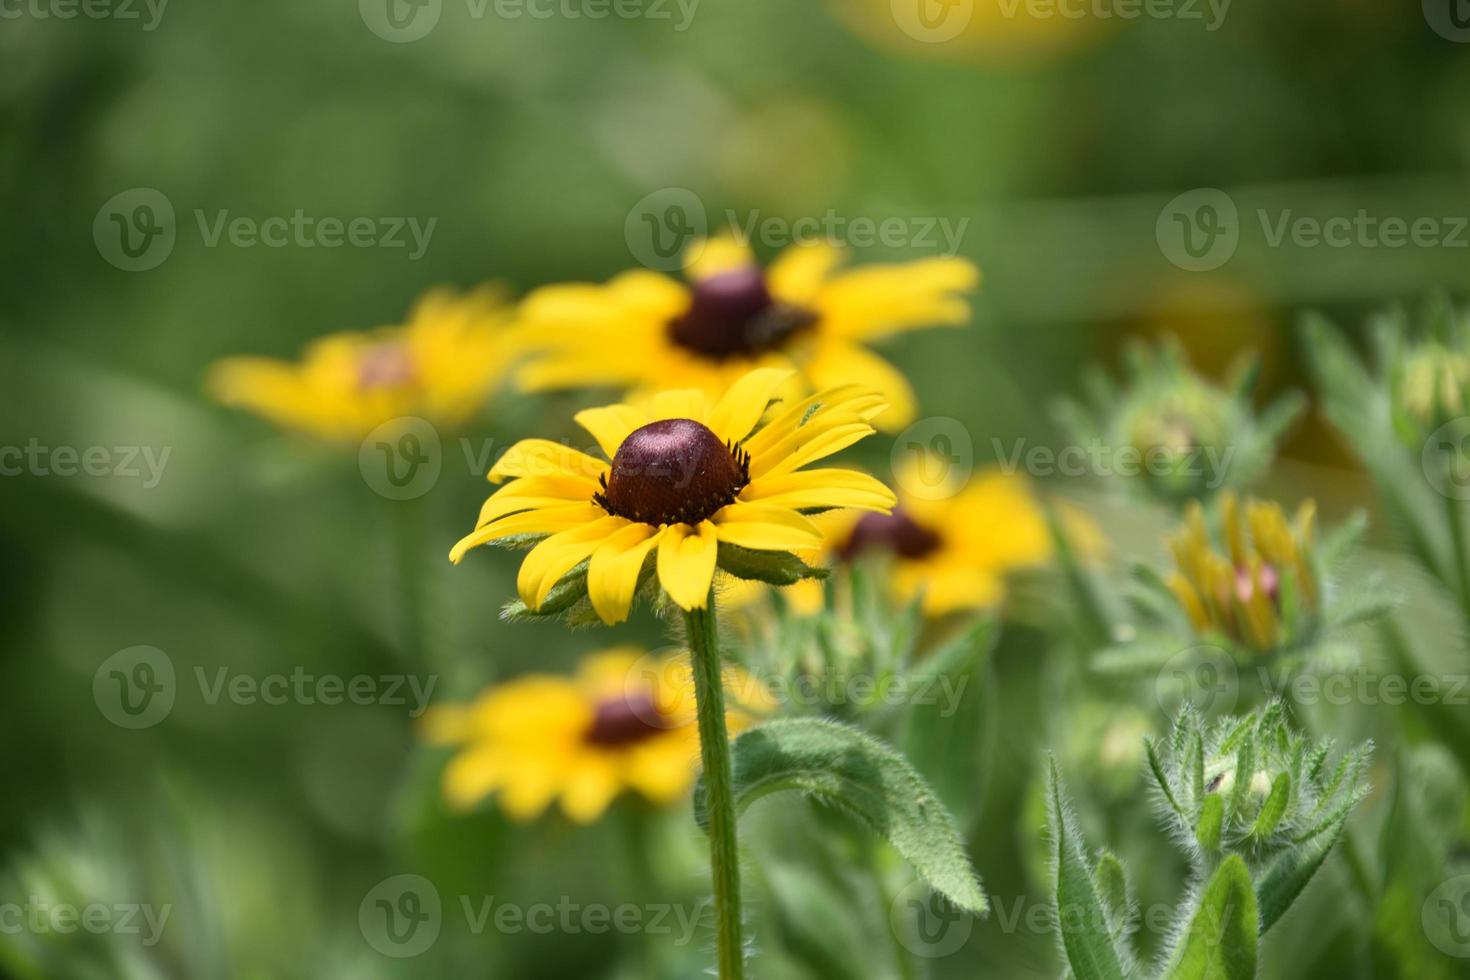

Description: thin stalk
[685,592,744,980]
[1444,491,1470,627]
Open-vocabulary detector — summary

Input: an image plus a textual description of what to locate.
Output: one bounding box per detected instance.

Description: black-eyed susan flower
[818,454,1094,616]
[512,237,977,431]
[422,648,769,823]
[449,367,896,624]
[1165,492,1318,652]
[207,285,515,441]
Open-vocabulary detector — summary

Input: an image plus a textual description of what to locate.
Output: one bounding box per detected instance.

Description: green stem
[870,845,919,980]
[685,592,745,980]
[390,498,428,666]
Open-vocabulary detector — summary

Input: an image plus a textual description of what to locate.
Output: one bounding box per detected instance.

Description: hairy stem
[685,592,745,980]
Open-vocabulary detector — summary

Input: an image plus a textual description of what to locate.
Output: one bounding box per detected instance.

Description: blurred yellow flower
[207,285,515,441]
[1166,492,1317,651]
[449,368,895,624]
[422,648,768,823]
[824,455,1085,616]
[513,237,977,431]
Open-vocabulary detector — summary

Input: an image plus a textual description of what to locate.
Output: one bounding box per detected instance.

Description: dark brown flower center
[667,266,816,361]
[593,419,750,526]
[357,342,417,390]
[583,692,664,747]
[839,509,943,561]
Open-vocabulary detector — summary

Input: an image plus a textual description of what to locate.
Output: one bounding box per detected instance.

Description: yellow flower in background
[423,648,769,823]
[1166,492,1318,651]
[207,285,516,441]
[449,368,896,624]
[821,455,1080,616]
[513,237,977,431]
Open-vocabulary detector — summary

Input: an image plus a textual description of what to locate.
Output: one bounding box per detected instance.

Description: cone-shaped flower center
[840,509,942,561]
[583,691,664,747]
[667,266,816,361]
[595,419,750,526]
[357,341,416,390]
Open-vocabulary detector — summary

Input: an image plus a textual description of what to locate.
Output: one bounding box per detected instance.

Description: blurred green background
[4,0,1470,977]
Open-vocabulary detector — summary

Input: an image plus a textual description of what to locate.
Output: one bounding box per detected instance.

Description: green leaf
[716,542,828,586]
[1254,814,1348,933]
[500,562,589,620]
[1250,773,1290,841]
[1094,851,1132,937]
[1164,854,1258,980]
[1197,793,1224,855]
[695,718,986,914]
[1047,759,1127,980]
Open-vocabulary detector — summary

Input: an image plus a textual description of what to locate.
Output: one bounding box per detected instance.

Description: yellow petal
[475,475,600,527]
[587,523,665,624]
[751,420,876,480]
[684,235,755,282]
[740,467,895,512]
[814,256,979,342]
[707,367,795,444]
[648,388,710,425]
[804,340,918,432]
[517,518,626,609]
[488,439,608,482]
[767,242,845,305]
[711,503,823,552]
[741,384,886,459]
[576,404,652,458]
[559,756,623,824]
[657,522,720,610]
[450,504,607,563]
[442,745,506,810]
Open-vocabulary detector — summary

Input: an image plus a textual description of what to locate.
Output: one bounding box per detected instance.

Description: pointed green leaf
[1250,773,1290,841]
[1164,854,1258,980]
[695,719,986,914]
[1255,814,1348,933]
[1197,793,1224,855]
[1047,760,1127,980]
[716,542,828,585]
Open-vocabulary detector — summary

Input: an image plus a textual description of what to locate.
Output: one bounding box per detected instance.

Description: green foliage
[1162,855,1258,980]
[694,718,987,915]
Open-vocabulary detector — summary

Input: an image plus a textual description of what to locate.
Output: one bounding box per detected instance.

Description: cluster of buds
[1165,492,1318,653]
[1056,338,1302,508]
[1383,297,1470,439]
[1144,702,1372,875]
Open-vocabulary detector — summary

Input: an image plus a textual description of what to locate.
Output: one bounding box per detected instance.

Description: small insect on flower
[1165,492,1317,652]
[206,285,516,441]
[421,648,770,823]
[511,236,978,431]
[449,367,896,624]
